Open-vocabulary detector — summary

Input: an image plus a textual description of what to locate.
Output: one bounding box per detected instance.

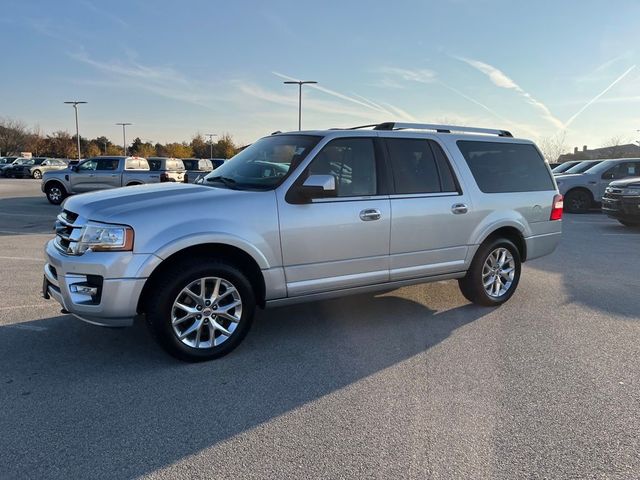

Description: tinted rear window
[457,141,554,193]
[182,160,197,169]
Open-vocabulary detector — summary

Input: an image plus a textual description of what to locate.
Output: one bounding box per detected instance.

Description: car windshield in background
[457,141,555,193]
[203,134,321,190]
[565,161,602,174]
[552,162,578,173]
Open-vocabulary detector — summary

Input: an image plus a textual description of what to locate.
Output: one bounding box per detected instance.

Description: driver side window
[78,160,97,171]
[307,138,377,197]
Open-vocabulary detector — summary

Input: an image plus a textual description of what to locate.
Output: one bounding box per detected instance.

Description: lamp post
[205,133,218,159]
[116,123,132,156]
[283,80,317,130]
[64,101,87,161]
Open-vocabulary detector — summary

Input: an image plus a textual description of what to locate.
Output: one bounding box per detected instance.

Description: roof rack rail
[349,122,513,137]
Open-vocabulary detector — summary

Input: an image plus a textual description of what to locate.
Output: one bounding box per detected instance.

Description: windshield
[202,134,321,189]
[565,161,602,174]
[552,162,578,173]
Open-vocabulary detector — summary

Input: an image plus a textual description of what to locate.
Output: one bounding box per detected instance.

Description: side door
[92,158,122,189]
[384,136,475,281]
[277,137,391,297]
[70,159,98,192]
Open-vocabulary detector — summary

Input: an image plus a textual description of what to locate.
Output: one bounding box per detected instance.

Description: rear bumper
[525,231,562,261]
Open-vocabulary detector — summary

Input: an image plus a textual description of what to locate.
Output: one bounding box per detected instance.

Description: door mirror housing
[288,174,337,204]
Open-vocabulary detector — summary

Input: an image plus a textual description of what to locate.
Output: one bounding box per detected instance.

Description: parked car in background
[556,158,640,213]
[555,160,603,176]
[147,157,188,183]
[41,156,160,204]
[551,161,581,174]
[602,177,640,227]
[0,157,30,177]
[182,158,214,183]
[30,158,68,179]
[42,121,562,361]
[0,156,18,167]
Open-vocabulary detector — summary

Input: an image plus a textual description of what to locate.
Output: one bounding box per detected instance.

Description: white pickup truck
[41,156,162,204]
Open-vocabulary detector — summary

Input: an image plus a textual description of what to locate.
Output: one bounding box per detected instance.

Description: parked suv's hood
[62,183,247,222]
[609,177,640,188]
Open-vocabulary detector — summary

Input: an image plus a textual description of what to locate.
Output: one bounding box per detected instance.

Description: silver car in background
[42,122,562,361]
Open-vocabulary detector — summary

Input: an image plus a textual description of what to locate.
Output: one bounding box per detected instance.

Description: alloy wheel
[482,247,516,298]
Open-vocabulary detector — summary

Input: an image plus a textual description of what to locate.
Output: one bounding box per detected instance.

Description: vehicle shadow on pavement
[0,287,488,479]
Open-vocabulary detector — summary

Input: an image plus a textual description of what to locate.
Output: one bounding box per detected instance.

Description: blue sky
[2,0,640,150]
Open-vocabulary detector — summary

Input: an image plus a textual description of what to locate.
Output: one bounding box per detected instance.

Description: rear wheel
[145,259,256,362]
[45,182,66,205]
[564,189,592,213]
[32,169,42,179]
[459,237,521,306]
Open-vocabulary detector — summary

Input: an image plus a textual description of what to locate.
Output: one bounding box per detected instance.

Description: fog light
[70,284,98,296]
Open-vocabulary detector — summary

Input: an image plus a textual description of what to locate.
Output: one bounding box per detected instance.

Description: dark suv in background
[602,177,640,227]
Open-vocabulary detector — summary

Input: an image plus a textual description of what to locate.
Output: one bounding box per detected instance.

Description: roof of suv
[275,121,533,144]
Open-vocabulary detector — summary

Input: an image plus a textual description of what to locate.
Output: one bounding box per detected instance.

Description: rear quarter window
[457,141,554,193]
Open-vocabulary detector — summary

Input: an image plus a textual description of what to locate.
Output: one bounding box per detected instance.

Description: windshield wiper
[206,176,238,189]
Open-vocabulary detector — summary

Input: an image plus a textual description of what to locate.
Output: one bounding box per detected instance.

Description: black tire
[619,220,640,228]
[145,258,256,362]
[458,237,522,307]
[126,182,141,186]
[564,189,592,213]
[45,182,67,205]
[32,169,42,179]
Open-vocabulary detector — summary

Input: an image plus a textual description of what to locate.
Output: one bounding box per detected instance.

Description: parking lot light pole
[205,133,218,159]
[116,123,132,156]
[64,101,87,162]
[283,80,317,130]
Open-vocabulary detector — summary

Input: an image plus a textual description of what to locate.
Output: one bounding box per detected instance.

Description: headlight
[623,189,640,196]
[73,221,134,254]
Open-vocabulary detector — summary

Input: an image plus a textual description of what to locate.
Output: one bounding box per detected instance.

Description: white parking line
[0,304,52,311]
[0,231,51,235]
[0,212,54,218]
[0,256,44,261]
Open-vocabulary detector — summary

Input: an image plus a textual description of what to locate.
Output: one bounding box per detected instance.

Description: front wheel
[32,169,42,179]
[458,237,522,307]
[564,189,592,213]
[145,259,256,361]
[45,183,66,205]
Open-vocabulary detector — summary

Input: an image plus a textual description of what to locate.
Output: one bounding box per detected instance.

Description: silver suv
[42,122,563,361]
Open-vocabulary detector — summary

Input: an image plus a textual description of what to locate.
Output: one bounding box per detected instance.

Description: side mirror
[289,174,337,203]
[71,165,78,172]
[601,172,614,180]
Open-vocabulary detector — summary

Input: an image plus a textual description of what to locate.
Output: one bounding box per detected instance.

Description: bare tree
[538,131,567,163]
[601,135,632,158]
[0,117,31,155]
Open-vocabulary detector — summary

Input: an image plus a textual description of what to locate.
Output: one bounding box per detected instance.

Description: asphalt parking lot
[0,178,639,480]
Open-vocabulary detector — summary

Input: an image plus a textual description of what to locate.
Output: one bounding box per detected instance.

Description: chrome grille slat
[54,210,84,254]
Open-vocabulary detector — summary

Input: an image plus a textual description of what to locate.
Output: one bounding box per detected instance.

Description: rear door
[278,137,391,296]
[384,136,475,281]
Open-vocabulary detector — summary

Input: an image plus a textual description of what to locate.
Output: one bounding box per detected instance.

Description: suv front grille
[54,210,83,254]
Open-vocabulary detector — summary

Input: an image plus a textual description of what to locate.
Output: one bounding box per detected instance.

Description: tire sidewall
[147,261,256,361]
[472,238,521,306]
[45,183,65,205]
[565,190,590,213]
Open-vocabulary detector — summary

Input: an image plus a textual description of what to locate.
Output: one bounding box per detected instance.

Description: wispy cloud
[79,0,129,28]
[565,65,637,127]
[455,56,565,129]
[69,50,221,107]
[378,67,437,84]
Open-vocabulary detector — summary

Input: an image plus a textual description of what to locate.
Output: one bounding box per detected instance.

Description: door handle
[111,174,117,177]
[359,208,381,221]
[88,174,95,177]
[451,203,468,214]
[588,181,597,184]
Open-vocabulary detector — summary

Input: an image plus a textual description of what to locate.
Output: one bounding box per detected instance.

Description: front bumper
[43,239,160,327]
[602,197,640,220]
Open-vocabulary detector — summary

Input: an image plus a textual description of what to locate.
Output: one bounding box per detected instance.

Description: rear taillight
[550,194,563,220]
[160,173,169,182]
